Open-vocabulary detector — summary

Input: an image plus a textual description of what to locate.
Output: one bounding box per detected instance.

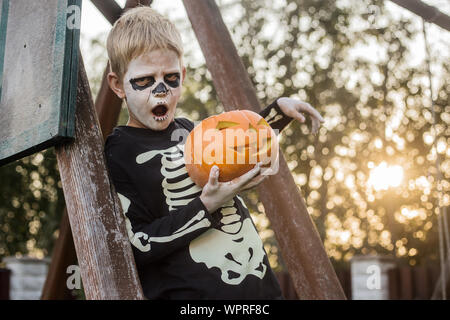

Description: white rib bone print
[265,107,283,125]
[136,144,201,211]
[117,192,210,253]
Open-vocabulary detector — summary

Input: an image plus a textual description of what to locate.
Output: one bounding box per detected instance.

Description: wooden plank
[124,0,153,10]
[0,268,10,300]
[413,266,429,299]
[336,268,351,299]
[42,0,152,300]
[54,55,144,300]
[182,0,345,300]
[91,0,153,25]
[0,0,80,166]
[388,268,400,300]
[399,266,414,299]
[90,0,122,25]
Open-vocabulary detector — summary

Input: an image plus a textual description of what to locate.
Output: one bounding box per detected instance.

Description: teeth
[153,114,169,122]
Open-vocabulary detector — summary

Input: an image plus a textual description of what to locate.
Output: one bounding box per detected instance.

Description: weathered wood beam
[91,0,153,25]
[90,0,123,25]
[54,55,144,299]
[182,0,346,300]
[389,0,450,32]
[42,0,152,300]
[124,0,153,10]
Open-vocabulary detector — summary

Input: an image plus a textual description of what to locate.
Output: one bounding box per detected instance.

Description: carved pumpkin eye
[216,121,239,130]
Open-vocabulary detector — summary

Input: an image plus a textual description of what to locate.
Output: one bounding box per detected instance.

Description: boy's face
[121,49,185,131]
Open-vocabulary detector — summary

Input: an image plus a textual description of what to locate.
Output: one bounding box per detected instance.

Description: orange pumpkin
[184,110,279,187]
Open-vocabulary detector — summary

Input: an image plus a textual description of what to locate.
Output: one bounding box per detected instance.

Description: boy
[104,7,324,299]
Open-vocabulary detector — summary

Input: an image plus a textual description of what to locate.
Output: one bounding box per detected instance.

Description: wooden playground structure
[0,0,449,300]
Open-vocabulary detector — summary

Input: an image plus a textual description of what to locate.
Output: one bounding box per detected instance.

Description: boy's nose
[152,82,169,97]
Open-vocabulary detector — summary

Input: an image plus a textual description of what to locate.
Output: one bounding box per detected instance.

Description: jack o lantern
[184,110,279,187]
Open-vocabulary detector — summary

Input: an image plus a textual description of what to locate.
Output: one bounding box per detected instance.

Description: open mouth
[152,104,169,122]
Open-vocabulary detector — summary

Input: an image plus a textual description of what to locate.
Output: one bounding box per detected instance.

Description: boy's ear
[181,66,187,84]
[107,72,126,99]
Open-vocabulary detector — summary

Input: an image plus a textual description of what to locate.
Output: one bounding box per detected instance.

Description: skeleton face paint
[130,76,155,91]
[123,49,184,131]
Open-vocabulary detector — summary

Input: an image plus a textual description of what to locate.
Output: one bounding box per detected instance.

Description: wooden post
[54,55,144,299]
[91,0,153,25]
[182,0,345,300]
[90,0,123,24]
[389,0,450,32]
[41,0,152,299]
[399,266,414,299]
[0,268,10,300]
[388,268,400,300]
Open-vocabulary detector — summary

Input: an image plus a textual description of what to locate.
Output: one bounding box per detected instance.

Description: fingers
[294,108,321,134]
[232,163,262,190]
[311,118,320,135]
[292,109,306,123]
[297,102,324,123]
[207,165,219,187]
[294,102,324,135]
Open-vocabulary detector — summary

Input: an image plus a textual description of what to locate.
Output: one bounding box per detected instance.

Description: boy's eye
[165,74,179,81]
[130,76,155,90]
[164,73,181,88]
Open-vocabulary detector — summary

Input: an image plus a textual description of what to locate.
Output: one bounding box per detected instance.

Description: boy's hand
[200,164,266,213]
[277,97,325,134]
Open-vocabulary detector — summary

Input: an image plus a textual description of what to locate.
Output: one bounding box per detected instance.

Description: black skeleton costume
[105,100,293,299]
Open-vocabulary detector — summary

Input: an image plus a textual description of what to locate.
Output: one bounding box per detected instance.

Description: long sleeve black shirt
[104,100,292,299]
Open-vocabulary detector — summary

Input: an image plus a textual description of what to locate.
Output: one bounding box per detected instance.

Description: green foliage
[0,149,65,260]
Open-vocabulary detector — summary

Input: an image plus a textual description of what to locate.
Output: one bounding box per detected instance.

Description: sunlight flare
[367,161,404,191]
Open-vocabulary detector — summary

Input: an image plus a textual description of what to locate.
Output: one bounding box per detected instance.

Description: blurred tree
[222,0,449,270]
[1,0,449,275]
[0,149,65,261]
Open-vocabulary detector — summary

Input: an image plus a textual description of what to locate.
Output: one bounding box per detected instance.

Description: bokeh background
[0,0,449,296]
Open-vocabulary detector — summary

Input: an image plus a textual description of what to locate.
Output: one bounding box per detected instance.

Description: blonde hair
[106,7,183,80]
